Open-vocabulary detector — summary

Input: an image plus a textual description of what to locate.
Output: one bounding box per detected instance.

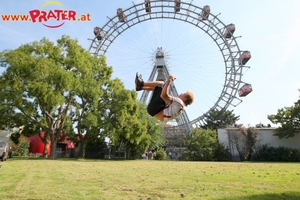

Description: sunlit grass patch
[0,158,299,200]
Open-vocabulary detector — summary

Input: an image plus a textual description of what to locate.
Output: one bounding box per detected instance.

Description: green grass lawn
[0,158,299,200]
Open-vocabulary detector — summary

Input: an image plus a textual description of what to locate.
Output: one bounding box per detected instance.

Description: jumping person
[135,72,194,123]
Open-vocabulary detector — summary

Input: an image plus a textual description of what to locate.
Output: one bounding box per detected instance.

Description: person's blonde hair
[185,90,194,106]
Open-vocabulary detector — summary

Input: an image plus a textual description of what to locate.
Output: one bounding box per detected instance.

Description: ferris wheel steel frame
[88,0,251,129]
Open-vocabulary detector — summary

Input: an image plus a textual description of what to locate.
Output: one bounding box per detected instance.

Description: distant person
[142,153,146,159]
[135,72,194,123]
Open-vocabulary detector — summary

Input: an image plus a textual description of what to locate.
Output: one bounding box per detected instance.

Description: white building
[218,128,300,160]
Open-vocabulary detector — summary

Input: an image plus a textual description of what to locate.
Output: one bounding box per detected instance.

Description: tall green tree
[105,86,147,158]
[146,112,165,150]
[268,98,300,138]
[65,55,113,158]
[0,35,113,159]
[202,108,240,131]
[100,78,164,159]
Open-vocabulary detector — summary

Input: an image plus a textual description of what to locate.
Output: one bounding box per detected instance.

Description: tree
[268,98,300,138]
[0,35,166,160]
[101,79,164,159]
[185,128,218,161]
[229,125,259,161]
[0,35,113,159]
[0,104,15,130]
[65,56,113,158]
[146,112,165,150]
[202,108,240,131]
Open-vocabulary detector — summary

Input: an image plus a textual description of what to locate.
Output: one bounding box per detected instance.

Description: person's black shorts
[147,86,166,116]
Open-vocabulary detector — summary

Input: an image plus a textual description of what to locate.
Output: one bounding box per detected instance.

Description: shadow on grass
[219,192,300,200]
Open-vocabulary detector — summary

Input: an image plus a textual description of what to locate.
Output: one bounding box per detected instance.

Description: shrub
[213,143,232,161]
[154,148,167,160]
[255,144,300,162]
[12,136,30,156]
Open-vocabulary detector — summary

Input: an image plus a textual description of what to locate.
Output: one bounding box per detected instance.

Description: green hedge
[255,144,300,162]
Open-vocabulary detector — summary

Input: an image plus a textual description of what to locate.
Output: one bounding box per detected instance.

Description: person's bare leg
[142,81,164,91]
[136,72,164,91]
[153,110,164,121]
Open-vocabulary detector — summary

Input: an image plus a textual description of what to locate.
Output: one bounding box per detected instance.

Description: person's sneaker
[135,72,144,91]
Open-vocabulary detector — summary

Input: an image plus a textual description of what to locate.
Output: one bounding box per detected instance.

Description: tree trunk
[49,131,58,159]
[79,139,88,158]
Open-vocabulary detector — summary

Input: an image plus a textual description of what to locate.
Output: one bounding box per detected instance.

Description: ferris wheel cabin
[224,23,236,38]
[145,0,151,13]
[175,0,181,12]
[117,8,126,22]
[93,27,104,40]
[238,51,251,65]
[201,5,210,20]
[238,84,253,97]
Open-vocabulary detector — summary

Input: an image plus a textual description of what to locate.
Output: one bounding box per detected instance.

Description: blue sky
[1,0,300,127]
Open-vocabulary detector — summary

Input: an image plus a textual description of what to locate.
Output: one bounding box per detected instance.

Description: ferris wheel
[88,0,252,130]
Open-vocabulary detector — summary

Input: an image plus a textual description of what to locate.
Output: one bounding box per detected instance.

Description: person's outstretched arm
[160,74,175,104]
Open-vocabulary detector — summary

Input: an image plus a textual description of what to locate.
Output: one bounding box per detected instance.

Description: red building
[29,131,75,157]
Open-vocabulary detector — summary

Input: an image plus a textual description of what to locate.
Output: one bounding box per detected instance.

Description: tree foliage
[100,79,164,159]
[185,128,218,161]
[184,128,231,161]
[0,35,113,159]
[0,35,165,159]
[268,98,300,138]
[9,136,30,156]
[202,108,240,131]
